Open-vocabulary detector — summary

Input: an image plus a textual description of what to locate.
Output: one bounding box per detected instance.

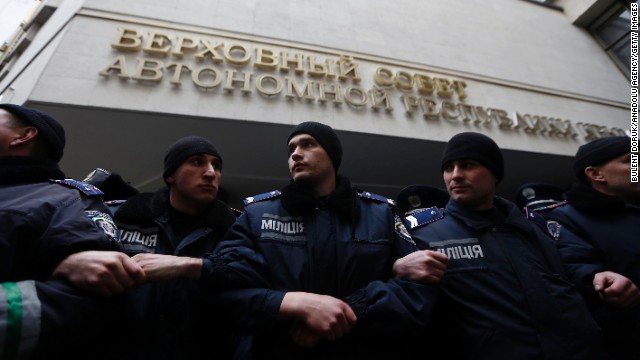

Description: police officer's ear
[165,175,175,186]
[10,126,38,146]
[584,166,605,184]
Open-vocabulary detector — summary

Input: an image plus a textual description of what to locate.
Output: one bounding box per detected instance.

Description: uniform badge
[394,214,415,245]
[85,210,118,241]
[546,220,562,241]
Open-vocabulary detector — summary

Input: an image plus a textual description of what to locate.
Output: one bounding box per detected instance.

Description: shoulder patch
[402,206,444,230]
[358,191,396,206]
[244,190,281,206]
[85,210,118,241]
[525,208,555,238]
[50,179,104,197]
[534,200,568,212]
[546,220,562,241]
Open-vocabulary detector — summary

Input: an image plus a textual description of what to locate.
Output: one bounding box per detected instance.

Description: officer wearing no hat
[392,131,605,359]
[0,104,143,359]
[396,184,450,215]
[537,135,640,360]
[515,182,565,212]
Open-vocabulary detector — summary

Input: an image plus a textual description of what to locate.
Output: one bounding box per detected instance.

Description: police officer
[82,167,140,215]
[0,104,145,359]
[392,132,605,359]
[537,135,640,360]
[57,136,243,359]
[395,184,449,215]
[197,122,442,360]
[515,182,565,212]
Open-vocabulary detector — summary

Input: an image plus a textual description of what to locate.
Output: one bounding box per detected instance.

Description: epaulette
[358,191,396,206]
[533,200,568,212]
[50,179,104,197]
[104,199,126,206]
[403,206,444,230]
[230,207,244,217]
[243,190,281,206]
[525,207,564,240]
[525,208,548,230]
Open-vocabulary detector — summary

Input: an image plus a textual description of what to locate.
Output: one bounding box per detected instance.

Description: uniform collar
[446,196,532,233]
[115,187,237,231]
[280,175,358,220]
[565,182,628,213]
[0,156,65,185]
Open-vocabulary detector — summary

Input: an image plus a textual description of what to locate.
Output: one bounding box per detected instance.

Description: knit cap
[0,104,66,162]
[163,136,222,181]
[287,121,343,172]
[441,132,504,183]
[572,136,630,182]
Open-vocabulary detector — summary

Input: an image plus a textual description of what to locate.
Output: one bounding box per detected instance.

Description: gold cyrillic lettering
[421,99,439,120]
[318,83,342,104]
[254,48,278,70]
[255,74,282,96]
[434,78,453,98]
[374,67,394,87]
[452,80,467,100]
[192,67,222,89]
[401,94,420,115]
[171,37,198,57]
[414,74,434,94]
[370,87,393,112]
[442,101,460,120]
[344,87,368,108]
[132,59,163,82]
[98,56,131,79]
[279,52,304,74]
[111,29,142,51]
[224,70,252,93]
[166,62,192,85]
[307,56,327,77]
[285,78,315,100]
[143,32,171,56]
[195,40,224,63]
[338,55,361,82]
[394,71,413,91]
[224,44,251,65]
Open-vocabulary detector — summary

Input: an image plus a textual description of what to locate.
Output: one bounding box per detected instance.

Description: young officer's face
[592,152,640,200]
[0,110,24,156]
[167,153,221,208]
[287,133,334,186]
[443,159,496,211]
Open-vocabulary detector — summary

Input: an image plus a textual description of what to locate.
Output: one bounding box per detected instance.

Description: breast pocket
[345,238,393,278]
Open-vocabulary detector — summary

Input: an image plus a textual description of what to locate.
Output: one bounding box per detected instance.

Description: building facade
[0,0,632,208]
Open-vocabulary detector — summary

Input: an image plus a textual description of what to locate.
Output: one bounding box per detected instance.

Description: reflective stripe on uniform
[0,281,41,360]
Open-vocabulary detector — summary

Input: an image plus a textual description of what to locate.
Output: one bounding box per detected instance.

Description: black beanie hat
[0,104,66,162]
[162,136,222,182]
[287,121,343,172]
[573,136,630,181]
[441,132,504,183]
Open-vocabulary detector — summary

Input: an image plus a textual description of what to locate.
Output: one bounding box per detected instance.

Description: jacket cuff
[198,256,226,288]
[263,290,287,320]
[343,288,368,320]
